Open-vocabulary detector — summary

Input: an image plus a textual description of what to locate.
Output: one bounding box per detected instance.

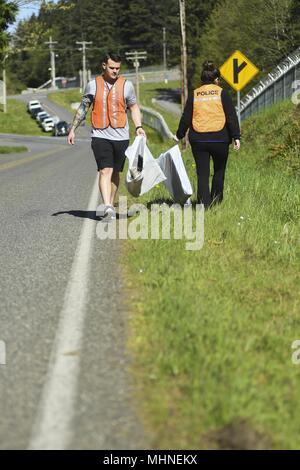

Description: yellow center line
[0,145,66,172]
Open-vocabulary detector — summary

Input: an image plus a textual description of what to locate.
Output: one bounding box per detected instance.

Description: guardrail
[240,47,300,120]
[140,105,175,140]
[123,68,180,84]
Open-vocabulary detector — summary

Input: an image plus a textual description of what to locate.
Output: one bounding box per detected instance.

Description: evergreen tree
[119,0,158,63]
[119,0,180,66]
[9,13,51,87]
[192,0,298,90]
[0,0,18,64]
[7,0,299,89]
[185,0,215,86]
[290,0,300,49]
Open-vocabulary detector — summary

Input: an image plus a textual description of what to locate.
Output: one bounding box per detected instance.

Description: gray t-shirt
[84,78,136,141]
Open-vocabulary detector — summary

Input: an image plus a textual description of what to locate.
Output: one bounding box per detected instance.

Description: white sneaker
[103,205,116,220]
[96,203,106,217]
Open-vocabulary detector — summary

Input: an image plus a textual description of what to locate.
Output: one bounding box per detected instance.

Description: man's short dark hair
[102,52,122,64]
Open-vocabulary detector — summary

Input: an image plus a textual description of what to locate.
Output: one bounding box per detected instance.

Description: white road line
[28,175,99,450]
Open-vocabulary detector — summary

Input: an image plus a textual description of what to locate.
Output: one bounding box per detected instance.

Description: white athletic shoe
[96,203,106,217]
[103,205,116,220]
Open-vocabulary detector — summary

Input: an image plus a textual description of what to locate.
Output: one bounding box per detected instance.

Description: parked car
[51,115,60,125]
[27,100,41,112]
[42,118,55,132]
[52,121,69,136]
[30,107,43,118]
[36,111,49,123]
[39,114,51,126]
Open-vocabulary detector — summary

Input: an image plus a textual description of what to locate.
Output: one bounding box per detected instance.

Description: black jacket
[176,87,241,143]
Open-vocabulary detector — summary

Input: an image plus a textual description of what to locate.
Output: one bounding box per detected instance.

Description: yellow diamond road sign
[220,50,259,91]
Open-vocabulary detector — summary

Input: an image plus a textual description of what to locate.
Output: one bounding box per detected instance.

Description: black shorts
[91,137,129,172]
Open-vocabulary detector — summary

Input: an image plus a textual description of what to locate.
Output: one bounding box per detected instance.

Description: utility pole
[3,68,6,113]
[179,0,188,111]
[45,36,57,89]
[2,53,8,113]
[76,41,93,92]
[163,27,168,83]
[125,51,147,104]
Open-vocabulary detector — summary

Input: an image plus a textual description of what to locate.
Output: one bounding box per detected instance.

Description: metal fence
[123,68,180,84]
[240,47,300,120]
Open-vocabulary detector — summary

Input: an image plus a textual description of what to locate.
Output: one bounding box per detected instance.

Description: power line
[179,0,187,110]
[179,0,188,149]
[163,27,167,83]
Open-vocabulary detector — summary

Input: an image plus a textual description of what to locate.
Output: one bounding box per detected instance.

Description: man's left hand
[136,127,146,138]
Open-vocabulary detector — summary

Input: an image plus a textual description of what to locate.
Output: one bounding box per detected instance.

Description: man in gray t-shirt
[68,51,146,220]
[84,78,137,141]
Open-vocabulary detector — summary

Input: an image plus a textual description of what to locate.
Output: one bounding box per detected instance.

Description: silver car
[42,118,55,132]
[36,111,49,123]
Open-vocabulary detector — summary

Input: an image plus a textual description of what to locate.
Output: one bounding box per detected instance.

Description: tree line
[1,0,300,92]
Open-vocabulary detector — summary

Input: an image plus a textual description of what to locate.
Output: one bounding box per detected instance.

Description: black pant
[191,142,229,209]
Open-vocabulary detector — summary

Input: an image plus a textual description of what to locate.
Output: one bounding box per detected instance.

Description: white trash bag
[157,144,193,205]
[125,136,166,197]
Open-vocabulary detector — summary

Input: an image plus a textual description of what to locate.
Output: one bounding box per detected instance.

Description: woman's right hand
[233,139,240,150]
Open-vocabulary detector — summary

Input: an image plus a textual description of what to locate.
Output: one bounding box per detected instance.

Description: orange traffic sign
[220,50,259,91]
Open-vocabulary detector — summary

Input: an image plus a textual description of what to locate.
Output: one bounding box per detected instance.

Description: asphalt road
[0,97,150,449]
[154,88,182,117]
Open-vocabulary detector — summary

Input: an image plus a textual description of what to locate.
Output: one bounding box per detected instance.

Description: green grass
[0,146,27,154]
[242,100,300,177]
[139,80,181,133]
[121,96,300,449]
[45,84,300,449]
[48,89,82,113]
[0,100,44,136]
[48,84,300,448]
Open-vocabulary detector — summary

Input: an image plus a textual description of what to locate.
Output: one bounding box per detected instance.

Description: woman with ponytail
[176,61,241,209]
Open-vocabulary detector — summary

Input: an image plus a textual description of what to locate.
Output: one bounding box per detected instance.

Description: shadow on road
[52,210,134,220]
[52,210,99,220]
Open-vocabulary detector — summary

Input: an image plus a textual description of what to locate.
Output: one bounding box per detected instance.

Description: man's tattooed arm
[70,94,93,130]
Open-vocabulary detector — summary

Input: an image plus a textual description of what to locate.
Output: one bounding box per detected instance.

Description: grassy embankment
[123,83,300,449]
[48,89,82,113]
[138,80,181,130]
[0,99,44,136]
[50,83,300,449]
[0,146,27,154]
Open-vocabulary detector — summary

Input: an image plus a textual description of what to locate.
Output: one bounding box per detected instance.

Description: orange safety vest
[192,84,226,133]
[92,75,127,129]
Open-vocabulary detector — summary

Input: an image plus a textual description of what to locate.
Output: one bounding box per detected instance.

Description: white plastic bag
[157,144,193,204]
[125,136,166,197]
